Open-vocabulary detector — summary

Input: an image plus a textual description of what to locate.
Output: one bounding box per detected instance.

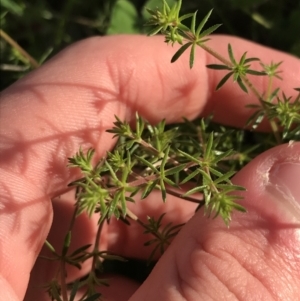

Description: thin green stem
[200,43,233,67]
[266,76,274,101]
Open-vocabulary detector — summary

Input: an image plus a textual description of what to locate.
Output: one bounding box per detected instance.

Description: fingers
[128,142,300,301]
[25,189,198,301]
[24,191,100,300]
[1,34,299,300]
[0,171,52,300]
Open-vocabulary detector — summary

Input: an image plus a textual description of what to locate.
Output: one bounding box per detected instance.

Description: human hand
[0,35,300,301]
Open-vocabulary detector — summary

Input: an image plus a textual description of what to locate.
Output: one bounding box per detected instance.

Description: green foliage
[207,44,266,92]
[147,3,221,67]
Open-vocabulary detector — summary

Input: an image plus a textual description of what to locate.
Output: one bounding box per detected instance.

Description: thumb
[129,142,300,301]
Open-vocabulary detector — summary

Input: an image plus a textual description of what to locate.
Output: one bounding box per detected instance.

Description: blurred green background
[1,0,300,91]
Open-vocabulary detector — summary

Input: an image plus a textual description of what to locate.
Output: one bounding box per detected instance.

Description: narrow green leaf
[148,25,163,36]
[105,160,119,182]
[120,190,127,217]
[231,202,247,212]
[269,87,280,101]
[171,42,193,63]
[208,167,223,177]
[129,186,141,198]
[160,145,170,175]
[145,8,155,15]
[189,43,196,68]
[164,163,186,176]
[99,206,109,223]
[144,238,157,246]
[195,9,213,36]
[142,180,158,199]
[246,70,267,76]
[199,23,222,38]
[197,168,213,182]
[246,111,265,129]
[164,177,176,186]
[62,231,71,257]
[216,184,246,191]
[216,72,234,90]
[136,112,144,137]
[177,148,201,164]
[213,149,233,163]
[206,64,231,70]
[169,0,179,17]
[69,280,80,301]
[204,132,214,159]
[177,23,191,32]
[213,170,236,184]
[163,0,170,14]
[244,57,260,63]
[180,168,200,184]
[164,223,184,236]
[44,240,56,253]
[135,155,158,172]
[246,110,264,128]
[239,51,248,65]
[179,12,194,22]
[70,244,92,257]
[197,38,210,44]
[191,11,198,34]
[227,44,236,64]
[237,77,248,93]
[160,178,167,202]
[183,185,207,196]
[108,192,120,218]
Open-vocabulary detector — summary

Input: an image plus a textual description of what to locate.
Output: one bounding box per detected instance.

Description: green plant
[40,1,300,299]
[1,0,300,300]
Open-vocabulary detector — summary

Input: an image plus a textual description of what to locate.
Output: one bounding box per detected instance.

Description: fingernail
[269,162,300,219]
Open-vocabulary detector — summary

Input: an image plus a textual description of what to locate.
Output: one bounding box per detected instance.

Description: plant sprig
[146,0,300,144]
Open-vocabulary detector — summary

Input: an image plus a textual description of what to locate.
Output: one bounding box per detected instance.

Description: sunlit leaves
[68,113,249,227]
[170,9,222,68]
